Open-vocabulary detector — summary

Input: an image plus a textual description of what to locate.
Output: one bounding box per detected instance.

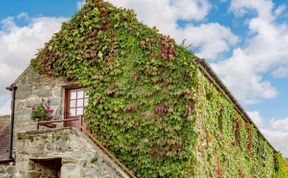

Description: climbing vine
[31,0,288,177]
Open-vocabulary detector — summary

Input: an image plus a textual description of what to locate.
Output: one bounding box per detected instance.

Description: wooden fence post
[36,119,39,130]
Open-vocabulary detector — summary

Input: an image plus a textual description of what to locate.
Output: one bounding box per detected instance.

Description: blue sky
[0,1,79,19]
[0,0,287,156]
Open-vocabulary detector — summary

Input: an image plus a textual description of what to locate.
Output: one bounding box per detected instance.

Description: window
[68,88,88,117]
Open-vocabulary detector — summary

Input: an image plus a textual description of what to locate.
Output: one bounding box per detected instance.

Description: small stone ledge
[17,127,74,139]
[19,127,73,135]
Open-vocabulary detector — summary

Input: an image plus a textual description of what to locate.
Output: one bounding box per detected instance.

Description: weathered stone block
[25,99,39,108]
[52,87,62,97]
[56,139,69,151]
[28,171,41,178]
[49,97,61,107]
[35,88,52,98]
[0,166,5,174]
[61,164,80,178]
[16,86,33,100]
[6,166,15,175]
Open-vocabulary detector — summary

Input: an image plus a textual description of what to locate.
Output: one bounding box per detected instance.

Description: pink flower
[47,106,52,113]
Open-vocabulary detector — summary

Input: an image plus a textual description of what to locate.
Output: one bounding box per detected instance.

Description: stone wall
[4,67,132,177]
[0,162,15,178]
[14,66,72,134]
[15,128,129,178]
[12,66,81,151]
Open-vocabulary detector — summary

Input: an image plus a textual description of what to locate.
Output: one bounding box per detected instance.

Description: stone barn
[1,0,288,177]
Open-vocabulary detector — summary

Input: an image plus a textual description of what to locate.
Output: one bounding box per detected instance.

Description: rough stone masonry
[14,128,129,178]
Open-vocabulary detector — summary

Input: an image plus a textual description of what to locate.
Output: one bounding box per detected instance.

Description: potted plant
[31,99,53,121]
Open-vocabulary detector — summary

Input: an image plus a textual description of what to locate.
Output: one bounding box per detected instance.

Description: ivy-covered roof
[31,0,288,177]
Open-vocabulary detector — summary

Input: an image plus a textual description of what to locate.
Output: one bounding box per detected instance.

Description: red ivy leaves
[101,20,110,31]
[246,125,253,153]
[154,103,168,116]
[215,164,223,178]
[186,103,195,113]
[84,51,97,59]
[159,35,176,61]
[168,140,183,152]
[126,103,137,112]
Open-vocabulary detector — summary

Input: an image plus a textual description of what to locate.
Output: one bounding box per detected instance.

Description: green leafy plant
[31,101,52,121]
[31,105,49,121]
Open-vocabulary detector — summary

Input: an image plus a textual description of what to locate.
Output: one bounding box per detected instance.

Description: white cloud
[275,5,286,16]
[211,49,278,104]
[248,111,264,128]
[0,15,66,115]
[249,111,288,157]
[262,128,288,157]
[169,0,211,21]
[270,118,288,131]
[212,0,288,104]
[108,0,211,24]
[17,13,29,20]
[0,16,66,68]
[230,0,274,19]
[106,0,238,59]
[272,66,288,78]
[180,23,238,59]
[77,1,85,10]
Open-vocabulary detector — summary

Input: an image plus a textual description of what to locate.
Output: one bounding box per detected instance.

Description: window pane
[78,90,84,98]
[70,100,76,108]
[84,92,88,98]
[77,108,83,115]
[77,99,84,107]
[71,91,76,99]
[69,109,76,116]
[84,98,88,107]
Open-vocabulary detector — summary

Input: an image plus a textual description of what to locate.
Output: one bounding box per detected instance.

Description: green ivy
[31,0,288,177]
